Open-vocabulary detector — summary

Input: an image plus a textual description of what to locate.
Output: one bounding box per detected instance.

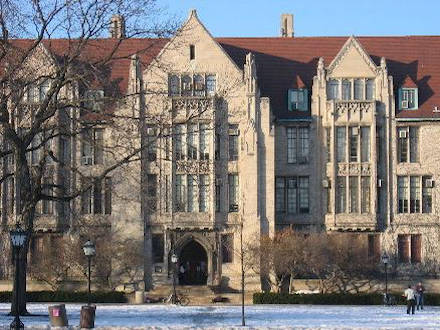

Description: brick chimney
[280,14,294,37]
[110,14,125,38]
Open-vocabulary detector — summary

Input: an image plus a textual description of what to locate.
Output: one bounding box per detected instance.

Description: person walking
[404,285,416,315]
[415,282,425,310]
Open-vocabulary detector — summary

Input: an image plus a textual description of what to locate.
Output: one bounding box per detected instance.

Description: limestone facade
[3,10,440,290]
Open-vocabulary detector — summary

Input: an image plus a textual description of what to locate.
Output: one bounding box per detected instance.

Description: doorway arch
[178,240,208,285]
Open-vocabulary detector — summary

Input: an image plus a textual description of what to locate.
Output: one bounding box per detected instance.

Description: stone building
[3,10,440,290]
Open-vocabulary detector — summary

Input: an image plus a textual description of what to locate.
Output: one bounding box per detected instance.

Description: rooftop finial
[189,9,198,19]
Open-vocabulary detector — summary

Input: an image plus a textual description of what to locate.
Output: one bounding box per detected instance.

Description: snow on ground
[0,303,439,329]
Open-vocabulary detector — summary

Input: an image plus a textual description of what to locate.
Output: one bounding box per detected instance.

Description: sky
[159,0,440,37]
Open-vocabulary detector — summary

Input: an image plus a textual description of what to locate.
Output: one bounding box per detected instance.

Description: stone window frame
[397,126,419,163]
[336,125,371,164]
[286,125,310,164]
[80,176,112,215]
[275,176,310,214]
[336,175,371,214]
[168,73,217,97]
[397,175,432,214]
[327,78,375,101]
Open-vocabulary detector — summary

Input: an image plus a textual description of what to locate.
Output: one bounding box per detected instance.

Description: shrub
[253,292,440,305]
[0,291,126,303]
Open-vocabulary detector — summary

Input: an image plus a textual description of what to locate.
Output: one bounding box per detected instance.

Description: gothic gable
[146,10,241,76]
[327,36,377,78]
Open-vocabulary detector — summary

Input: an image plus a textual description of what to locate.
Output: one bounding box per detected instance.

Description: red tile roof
[401,75,418,88]
[10,36,440,119]
[217,36,440,119]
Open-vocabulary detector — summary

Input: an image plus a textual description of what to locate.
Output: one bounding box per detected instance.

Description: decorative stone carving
[335,101,372,114]
[175,160,211,173]
[172,97,213,116]
[337,163,371,176]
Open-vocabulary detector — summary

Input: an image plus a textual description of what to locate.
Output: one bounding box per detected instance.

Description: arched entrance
[178,240,208,285]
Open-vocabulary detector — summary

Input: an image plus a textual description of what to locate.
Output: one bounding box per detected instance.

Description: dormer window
[399,88,418,110]
[288,89,308,111]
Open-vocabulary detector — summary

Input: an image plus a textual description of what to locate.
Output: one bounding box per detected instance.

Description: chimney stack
[280,14,294,37]
[110,14,126,39]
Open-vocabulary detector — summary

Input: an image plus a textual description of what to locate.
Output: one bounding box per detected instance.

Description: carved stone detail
[176,160,211,173]
[337,163,371,176]
[335,101,372,115]
[172,97,213,116]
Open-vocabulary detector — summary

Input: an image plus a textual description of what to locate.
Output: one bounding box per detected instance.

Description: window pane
[366,79,375,100]
[298,177,309,213]
[187,124,198,160]
[336,176,346,213]
[215,179,221,212]
[287,127,297,163]
[181,75,192,96]
[298,127,309,163]
[410,176,420,213]
[169,75,180,96]
[206,75,216,96]
[174,124,184,160]
[199,124,209,160]
[361,177,370,213]
[93,128,103,165]
[409,127,418,162]
[327,79,339,100]
[336,127,346,162]
[349,176,358,213]
[104,177,112,214]
[349,127,358,162]
[354,79,363,100]
[361,127,370,162]
[228,174,238,212]
[398,176,408,213]
[175,174,185,211]
[199,175,209,212]
[422,176,432,213]
[287,178,297,213]
[93,179,102,214]
[228,124,239,161]
[193,74,205,97]
[326,128,331,163]
[398,127,408,162]
[275,177,285,213]
[187,175,197,212]
[342,79,351,100]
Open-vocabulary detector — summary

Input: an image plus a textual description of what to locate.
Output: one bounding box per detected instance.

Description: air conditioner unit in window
[228,128,239,136]
[351,127,359,136]
[377,179,383,188]
[322,179,329,188]
[398,130,408,138]
[425,179,434,188]
[401,100,409,109]
[146,127,156,135]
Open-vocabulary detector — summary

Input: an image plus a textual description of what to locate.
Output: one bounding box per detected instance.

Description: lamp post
[83,240,96,305]
[171,253,178,304]
[10,223,28,330]
[381,253,389,304]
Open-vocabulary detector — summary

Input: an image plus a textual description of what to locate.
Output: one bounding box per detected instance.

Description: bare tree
[0,0,178,315]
